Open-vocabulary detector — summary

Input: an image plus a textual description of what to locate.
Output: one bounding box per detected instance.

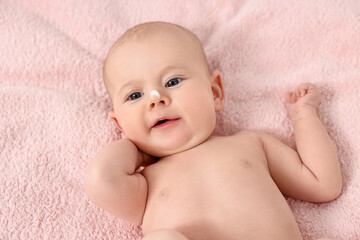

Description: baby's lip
[151,117,180,128]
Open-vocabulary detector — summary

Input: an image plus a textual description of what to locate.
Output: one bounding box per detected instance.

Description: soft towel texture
[0,0,359,239]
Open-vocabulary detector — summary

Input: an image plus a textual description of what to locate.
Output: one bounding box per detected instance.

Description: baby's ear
[108,111,127,139]
[108,110,122,131]
[211,70,225,112]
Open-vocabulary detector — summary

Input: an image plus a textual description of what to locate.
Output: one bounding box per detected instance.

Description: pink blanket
[1,0,359,239]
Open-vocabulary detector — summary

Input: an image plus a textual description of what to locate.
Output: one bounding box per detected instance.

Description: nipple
[150,90,160,100]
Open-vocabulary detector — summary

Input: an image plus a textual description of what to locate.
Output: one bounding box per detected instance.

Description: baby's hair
[103,21,209,104]
[113,21,201,49]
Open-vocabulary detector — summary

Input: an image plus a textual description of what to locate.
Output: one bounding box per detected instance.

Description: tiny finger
[300,87,306,97]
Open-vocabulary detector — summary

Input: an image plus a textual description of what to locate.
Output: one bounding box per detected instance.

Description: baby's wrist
[290,107,318,127]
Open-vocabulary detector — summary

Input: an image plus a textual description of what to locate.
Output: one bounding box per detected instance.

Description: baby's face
[106,31,224,157]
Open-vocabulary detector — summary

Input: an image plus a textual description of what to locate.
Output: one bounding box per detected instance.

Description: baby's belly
[141,157,303,240]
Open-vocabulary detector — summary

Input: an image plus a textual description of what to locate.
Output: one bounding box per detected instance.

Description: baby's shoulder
[232,130,264,141]
[203,131,267,160]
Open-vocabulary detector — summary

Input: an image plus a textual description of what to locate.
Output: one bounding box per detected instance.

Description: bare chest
[141,135,301,239]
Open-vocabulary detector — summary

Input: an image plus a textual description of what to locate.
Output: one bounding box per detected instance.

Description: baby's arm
[260,83,342,202]
[84,139,151,226]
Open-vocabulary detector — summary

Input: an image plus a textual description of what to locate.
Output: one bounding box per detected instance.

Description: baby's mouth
[152,118,180,128]
[154,119,170,127]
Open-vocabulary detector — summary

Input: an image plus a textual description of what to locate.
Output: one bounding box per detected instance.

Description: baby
[85,22,342,240]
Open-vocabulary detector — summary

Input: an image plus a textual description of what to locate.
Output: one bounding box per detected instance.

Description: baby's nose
[150,90,160,101]
[148,89,168,109]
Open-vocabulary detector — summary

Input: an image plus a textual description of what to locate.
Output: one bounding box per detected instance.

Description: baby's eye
[128,92,144,101]
[165,78,182,88]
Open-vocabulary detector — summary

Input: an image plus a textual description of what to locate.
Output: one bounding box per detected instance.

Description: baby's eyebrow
[158,65,186,77]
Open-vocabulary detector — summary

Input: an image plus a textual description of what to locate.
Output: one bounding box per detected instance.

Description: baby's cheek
[193,101,217,132]
[121,118,141,138]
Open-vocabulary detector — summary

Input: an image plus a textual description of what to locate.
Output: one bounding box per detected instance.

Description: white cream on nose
[150,90,160,100]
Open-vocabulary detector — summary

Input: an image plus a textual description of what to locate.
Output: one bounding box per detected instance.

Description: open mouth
[154,119,170,127]
[152,118,180,128]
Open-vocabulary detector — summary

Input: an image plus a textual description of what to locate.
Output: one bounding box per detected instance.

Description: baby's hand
[139,151,157,168]
[285,83,320,123]
[119,132,157,170]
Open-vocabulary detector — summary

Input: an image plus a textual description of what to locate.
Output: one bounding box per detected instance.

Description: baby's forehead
[107,28,206,72]
[103,22,209,97]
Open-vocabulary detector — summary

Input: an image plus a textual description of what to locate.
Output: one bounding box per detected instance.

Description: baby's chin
[137,143,194,158]
[136,134,211,158]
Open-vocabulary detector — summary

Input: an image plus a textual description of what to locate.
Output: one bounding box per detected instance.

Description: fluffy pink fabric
[1,0,359,239]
